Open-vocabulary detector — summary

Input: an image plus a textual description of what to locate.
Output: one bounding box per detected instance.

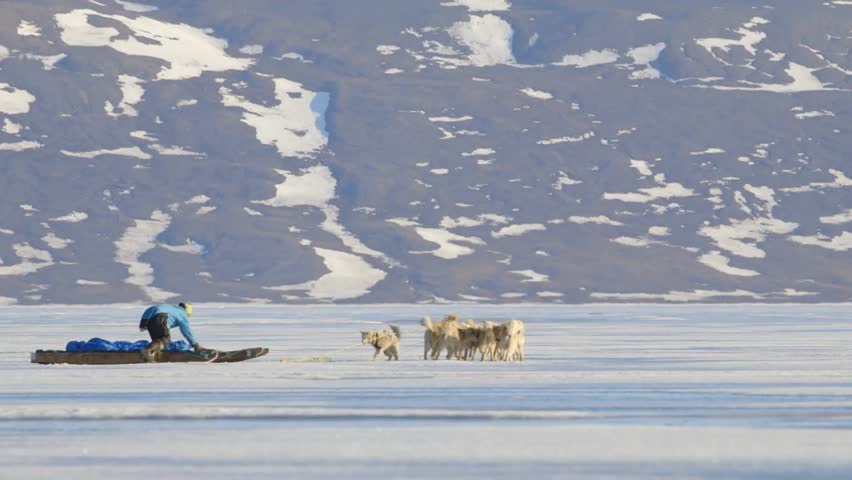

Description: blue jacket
[140,304,198,346]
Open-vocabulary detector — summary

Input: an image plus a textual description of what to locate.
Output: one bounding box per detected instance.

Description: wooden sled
[30,347,269,365]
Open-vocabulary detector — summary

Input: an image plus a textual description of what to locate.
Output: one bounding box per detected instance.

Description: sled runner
[31,347,269,365]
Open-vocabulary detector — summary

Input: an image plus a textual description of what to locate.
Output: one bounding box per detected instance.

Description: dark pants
[142,313,171,351]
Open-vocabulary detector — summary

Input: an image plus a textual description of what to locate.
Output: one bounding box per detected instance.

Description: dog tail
[421,315,434,331]
[390,324,401,339]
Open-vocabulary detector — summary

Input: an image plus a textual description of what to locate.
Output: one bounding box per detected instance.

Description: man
[138,302,205,361]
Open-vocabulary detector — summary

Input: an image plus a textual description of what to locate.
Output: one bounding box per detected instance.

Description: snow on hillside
[0,1,850,304]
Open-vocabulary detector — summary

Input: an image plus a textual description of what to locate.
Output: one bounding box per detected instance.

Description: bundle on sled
[31,338,269,365]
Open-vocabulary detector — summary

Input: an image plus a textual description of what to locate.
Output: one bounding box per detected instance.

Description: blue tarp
[65,338,192,352]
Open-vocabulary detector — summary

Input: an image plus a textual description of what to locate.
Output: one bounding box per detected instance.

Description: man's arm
[175,316,199,347]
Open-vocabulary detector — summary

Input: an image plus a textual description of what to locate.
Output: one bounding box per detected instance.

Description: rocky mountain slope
[1,0,850,304]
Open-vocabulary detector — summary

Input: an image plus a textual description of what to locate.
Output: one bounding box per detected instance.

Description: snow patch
[554,49,619,68]
[41,233,73,250]
[519,88,553,100]
[492,224,546,238]
[17,20,42,36]
[538,132,595,145]
[376,45,400,55]
[447,14,516,67]
[789,232,852,252]
[239,45,264,55]
[0,243,54,277]
[55,9,253,80]
[50,211,88,223]
[105,75,144,118]
[114,0,158,12]
[61,147,152,160]
[510,269,548,283]
[637,13,663,22]
[220,78,329,159]
[604,183,695,204]
[697,62,844,93]
[411,227,486,259]
[254,166,392,265]
[611,236,651,247]
[428,115,473,123]
[130,130,157,142]
[781,169,852,193]
[630,160,653,176]
[462,148,495,156]
[700,218,798,259]
[114,210,177,302]
[696,17,768,62]
[699,251,760,277]
[794,109,834,119]
[441,0,511,11]
[2,118,22,135]
[820,209,852,225]
[21,53,67,70]
[160,239,206,255]
[440,214,509,229]
[0,83,36,114]
[149,144,206,157]
[186,195,210,205]
[554,172,582,190]
[569,216,623,226]
[276,52,313,63]
[266,248,387,301]
[690,148,725,155]
[0,141,42,152]
[627,43,666,80]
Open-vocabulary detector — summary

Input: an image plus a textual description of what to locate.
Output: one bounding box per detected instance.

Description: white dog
[361,325,401,361]
[437,314,462,360]
[496,319,525,361]
[422,314,462,360]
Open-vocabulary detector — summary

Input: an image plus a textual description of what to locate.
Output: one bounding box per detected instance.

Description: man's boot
[140,339,165,362]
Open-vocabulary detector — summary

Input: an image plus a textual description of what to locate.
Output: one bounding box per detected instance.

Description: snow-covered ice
[3,304,851,479]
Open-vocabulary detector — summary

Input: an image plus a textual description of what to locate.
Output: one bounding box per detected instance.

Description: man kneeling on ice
[138,302,205,361]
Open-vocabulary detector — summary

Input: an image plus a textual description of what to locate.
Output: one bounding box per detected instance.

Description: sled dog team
[361,314,526,362]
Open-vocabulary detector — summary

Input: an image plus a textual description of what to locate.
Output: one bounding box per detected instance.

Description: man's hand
[193,343,205,353]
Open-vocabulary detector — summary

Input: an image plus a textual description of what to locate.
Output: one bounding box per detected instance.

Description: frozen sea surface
[1,304,851,479]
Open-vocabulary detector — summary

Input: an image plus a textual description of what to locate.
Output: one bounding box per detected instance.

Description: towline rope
[278,330,398,363]
[278,343,362,363]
